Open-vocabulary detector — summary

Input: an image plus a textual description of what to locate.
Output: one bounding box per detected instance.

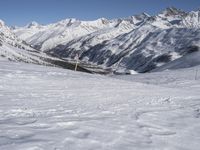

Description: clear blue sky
[0,0,200,26]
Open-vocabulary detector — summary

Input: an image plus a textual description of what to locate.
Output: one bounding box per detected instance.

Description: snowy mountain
[12,7,200,73]
[0,20,92,73]
[13,18,137,51]
[0,19,50,65]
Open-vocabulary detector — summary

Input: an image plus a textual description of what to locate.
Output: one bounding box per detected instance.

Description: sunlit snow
[0,60,200,150]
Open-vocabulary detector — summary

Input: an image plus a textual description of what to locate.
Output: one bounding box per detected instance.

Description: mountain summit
[26,21,41,28]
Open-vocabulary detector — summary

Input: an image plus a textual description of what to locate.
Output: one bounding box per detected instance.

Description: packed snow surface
[0,60,200,150]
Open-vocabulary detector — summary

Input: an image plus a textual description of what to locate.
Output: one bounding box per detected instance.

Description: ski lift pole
[75,53,79,71]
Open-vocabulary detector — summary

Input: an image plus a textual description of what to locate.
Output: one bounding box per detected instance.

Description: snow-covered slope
[181,10,200,28]
[0,60,200,150]
[153,50,200,72]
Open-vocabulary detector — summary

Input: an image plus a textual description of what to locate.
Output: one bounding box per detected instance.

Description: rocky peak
[160,7,187,17]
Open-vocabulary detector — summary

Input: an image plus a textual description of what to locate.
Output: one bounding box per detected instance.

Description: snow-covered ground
[0,60,200,150]
[116,65,200,91]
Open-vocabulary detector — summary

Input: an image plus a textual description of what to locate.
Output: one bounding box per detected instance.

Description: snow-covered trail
[0,60,200,150]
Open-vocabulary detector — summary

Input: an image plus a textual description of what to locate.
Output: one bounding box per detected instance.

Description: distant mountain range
[1,7,200,74]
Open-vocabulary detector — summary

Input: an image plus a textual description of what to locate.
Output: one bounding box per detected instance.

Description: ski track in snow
[0,60,200,150]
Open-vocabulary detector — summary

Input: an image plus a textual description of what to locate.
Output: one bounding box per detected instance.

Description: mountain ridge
[1,7,200,74]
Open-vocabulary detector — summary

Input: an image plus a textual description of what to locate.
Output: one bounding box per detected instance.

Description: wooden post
[195,69,198,80]
[75,53,79,71]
